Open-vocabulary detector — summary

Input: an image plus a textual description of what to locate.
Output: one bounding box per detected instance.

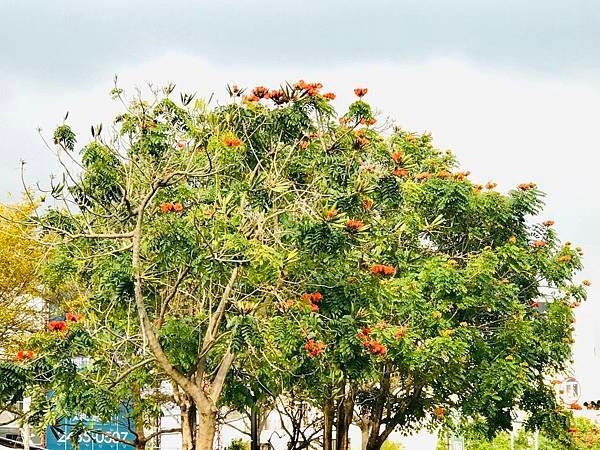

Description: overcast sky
[1,0,599,411]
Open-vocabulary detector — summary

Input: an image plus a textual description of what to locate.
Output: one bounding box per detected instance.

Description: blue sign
[46,414,135,450]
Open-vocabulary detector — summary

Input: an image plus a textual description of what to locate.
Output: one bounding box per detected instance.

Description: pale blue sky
[1,0,600,86]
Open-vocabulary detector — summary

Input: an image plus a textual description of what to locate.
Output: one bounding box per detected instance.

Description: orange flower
[177,142,186,149]
[360,117,376,125]
[298,140,310,150]
[326,208,338,219]
[304,339,325,357]
[583,279,591,286]
[393,168,409,177]
[65,313,82,322]
[518,182,536,191]
[252,86,269,99]
[323,92,336,100]
[371,264,396,276]
[485,181,497,190]
[16,350,33,360]
[363,199,374,210]
[310,303,319,312]
[453,171,471,181]
[346,219,364,231]
[570,403,583,410]
[531,240,546,248]
[224,137,242,147]
[243,95,260,103]
[48,320,66,332]
[436,170,451,179]
[473,184,483,192]
[543,220,555,227]
[268,89,288,104]
[391,151,403,163]
[354,88,368,97]
[433,406,446,418]
[557,255,572,263]
[172,203,184,213]
[300,293,312,303]
[415,172,432,180]
[160,203,174,213]
[311,292,323,303]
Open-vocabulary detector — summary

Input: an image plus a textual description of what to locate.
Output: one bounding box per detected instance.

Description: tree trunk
[323,397,334,450]
[195,408,217,450]
[359,418,370,450]
[180,397,197,450]
[335,385,355,450]
[250,404,259,450]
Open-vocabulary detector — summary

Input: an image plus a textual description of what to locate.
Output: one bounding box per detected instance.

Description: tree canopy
[1,81,589,450]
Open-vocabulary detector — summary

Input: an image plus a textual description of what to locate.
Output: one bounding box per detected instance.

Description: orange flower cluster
[436,170,451,179]
[557,255,572,263]
[371,264,396,276]
[363,199,374,210]
[391,151,403,163]
[354,88,368,97]
[433,406,446,418]
[295,80,324,96]
[160,202,184,213]
[267,89,286,104]
[298,140,310,150]
[243,94,260,103]
[414,172,432,180]
[360,117,377,126]
[301,292,323,312]
[48,320,66,332]
[454,171,471,181]
[224,137,242,147]
[357,329,387,355]
[530,240,546,248]
[323,92,336,100]
[394,326,408,339]
[485,181,497,190]
[518,182,536,191]
[531,301,541,308]
[570,403,583,410]
[16,350,34,360]
[355,134,370,148]
[473,184,483,192]
[543,220,555,227]
[252,86,269,99]
[393,168,409,177]
[346,219,364,231]
[583,279,591,286]
[304,339,325,358]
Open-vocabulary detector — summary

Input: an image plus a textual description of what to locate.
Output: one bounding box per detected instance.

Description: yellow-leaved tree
[0,202,45,354]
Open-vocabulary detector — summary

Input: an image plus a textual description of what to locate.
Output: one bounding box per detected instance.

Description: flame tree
[18,81,588,450]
